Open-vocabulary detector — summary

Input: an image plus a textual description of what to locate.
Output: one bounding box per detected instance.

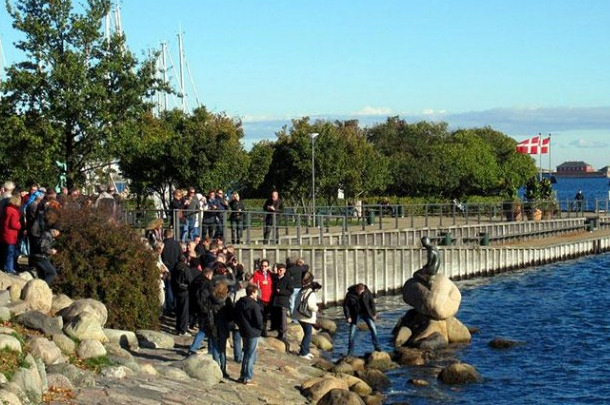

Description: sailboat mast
[161,42,169,111]
[178,31,186,113]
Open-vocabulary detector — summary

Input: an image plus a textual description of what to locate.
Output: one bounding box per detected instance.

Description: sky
[1,0,610,170]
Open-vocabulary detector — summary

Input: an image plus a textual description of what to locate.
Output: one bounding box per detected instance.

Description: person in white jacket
[294,272,322,359]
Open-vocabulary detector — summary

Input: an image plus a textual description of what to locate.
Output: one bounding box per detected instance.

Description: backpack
[297,289,314,317]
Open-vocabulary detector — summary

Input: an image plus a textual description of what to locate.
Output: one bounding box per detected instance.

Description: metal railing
[116,199,610,245]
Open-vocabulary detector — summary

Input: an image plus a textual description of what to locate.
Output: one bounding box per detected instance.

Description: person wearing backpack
[293,272,321,360]
[343,283,381,356]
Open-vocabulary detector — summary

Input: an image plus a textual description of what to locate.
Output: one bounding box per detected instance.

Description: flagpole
[548,133,552,176]
[538,132,542,181]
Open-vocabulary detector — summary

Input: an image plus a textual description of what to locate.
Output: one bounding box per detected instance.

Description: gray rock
[438,362,483,384]
[303,377,350,403]
[0,306,11,322]
[104,328,139,350]
[17,272,33,282]
[156,365,190,381]
[6,301,29,317]
[58,299,108,327]
[63,312,108,343]
[0,326,16,334]
[317,388,365,405]
[51,294,73,314]
[11,355,42,403]
[52,333,76,354]
[394,326,412,348]
[139,363,158,376]
[0,373,7,384]
[416,331,448,350]
[47,363,96,388]
[135,329,175,349]
[2,382,29,405]
[393,347,426,366]
[100,365,134,379]
[33,355,48,394]
[47,373,75,391]
[20,279,53,313]
[104,343,134,360]
[175,353,222,384]
[15,310,63,335]
[317,317,338,334]
[0,334,22,353]
[28,337,65,365]
[77,339,107,359]
[0,290,10,306]
[312,333,334,351]
[446,316,472,344]
[0,388,22,405]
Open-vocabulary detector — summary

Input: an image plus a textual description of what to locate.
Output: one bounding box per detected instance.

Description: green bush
[52,205,160,331]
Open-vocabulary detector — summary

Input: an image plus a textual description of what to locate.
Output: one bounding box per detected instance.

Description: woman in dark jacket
[343,283,380,356]
[204,281,233,378]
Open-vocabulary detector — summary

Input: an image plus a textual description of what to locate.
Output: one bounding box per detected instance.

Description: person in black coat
[271,264,293,342]
[287,258,309,321]
[171,256,198,336]
[343,283,380,356]
[262,191,283,244]
[234,284,264,384]
[161,229,182,314]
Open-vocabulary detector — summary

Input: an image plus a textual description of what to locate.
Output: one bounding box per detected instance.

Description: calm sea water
[323,252,610,404]
[550,176,609,211]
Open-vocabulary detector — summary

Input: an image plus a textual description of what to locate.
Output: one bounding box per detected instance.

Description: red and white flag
[516,136,550,154]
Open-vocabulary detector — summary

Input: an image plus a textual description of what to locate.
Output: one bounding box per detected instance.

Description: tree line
[0,0,538,209]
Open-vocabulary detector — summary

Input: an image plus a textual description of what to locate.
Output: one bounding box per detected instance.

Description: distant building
[556,161,596,174]
[554,161,609,178]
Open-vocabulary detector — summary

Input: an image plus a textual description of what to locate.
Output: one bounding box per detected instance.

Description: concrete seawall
[236,232,610,306]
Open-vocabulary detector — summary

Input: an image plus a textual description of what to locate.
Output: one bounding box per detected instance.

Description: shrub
[52,205,160,331]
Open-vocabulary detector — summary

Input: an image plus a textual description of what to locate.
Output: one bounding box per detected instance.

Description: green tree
[0,0,161,188]
[244,140,274,196]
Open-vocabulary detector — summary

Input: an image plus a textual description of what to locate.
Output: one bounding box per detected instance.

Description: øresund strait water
[550,176,609,211]
[325,253,610,404]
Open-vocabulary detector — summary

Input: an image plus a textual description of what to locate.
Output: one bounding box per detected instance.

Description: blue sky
[1,0,610,169]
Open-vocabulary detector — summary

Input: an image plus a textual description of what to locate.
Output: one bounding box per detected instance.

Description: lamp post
[310,132,319,225]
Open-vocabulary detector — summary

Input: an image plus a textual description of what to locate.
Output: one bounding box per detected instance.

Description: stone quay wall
[236,225,610,306]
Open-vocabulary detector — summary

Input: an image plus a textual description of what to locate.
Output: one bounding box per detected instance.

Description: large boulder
[14,311,63,335]
[176,353,223,384]
[302,377,349,403]
[446,316,472,343]
[104,329,139,351]
[135,330,175,349]
[8,284,22,303]
[51,294,73,314]
[402,274,462,320]
[0,290,10,306]
[333,373,373,396]
[52,333,76,354]
[312,333,334,351]
[58,299,108,327]
[317,318,338,335]
[365,351,396,371]
[438,362,483,384]
[11,354,43,404]
[0,271,27,290]
[63,312,108,343]
[28,337,64,365]
[20,279,53,313]
[0,334,22,353]
[318,388,365,405]
[0,389,22,405]
[393,326,412,348]
[393,347,426,366]
[355,369,391,391]
[77,339,107,359]
[46,363,96,388]
[47,374,75,391]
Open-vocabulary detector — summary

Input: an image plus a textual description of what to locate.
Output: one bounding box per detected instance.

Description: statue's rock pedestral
[402,272,462,321]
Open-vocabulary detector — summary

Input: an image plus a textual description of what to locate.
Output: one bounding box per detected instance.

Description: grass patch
[0,347,28,380]
[68,354,114,374]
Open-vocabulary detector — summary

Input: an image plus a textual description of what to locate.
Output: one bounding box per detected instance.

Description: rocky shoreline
[0,272,389,405]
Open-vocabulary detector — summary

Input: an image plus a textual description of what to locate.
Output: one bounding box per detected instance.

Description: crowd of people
[2,179,383,386]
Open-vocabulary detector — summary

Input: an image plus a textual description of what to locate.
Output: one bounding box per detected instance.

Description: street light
[310,132,319,225]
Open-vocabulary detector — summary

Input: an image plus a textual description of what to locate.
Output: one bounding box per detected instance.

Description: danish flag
[516,136,550,155]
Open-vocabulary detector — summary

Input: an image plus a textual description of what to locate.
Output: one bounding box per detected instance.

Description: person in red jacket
[1,195,23,274]
[252,258,273,337]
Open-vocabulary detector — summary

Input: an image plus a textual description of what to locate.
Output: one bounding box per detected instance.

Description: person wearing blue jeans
[343,283,381,356]
[294,273,320,360]
[234,284,263,385]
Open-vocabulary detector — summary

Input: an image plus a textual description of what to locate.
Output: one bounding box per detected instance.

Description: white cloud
[353,106,393,116]
[569,138,608,148]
